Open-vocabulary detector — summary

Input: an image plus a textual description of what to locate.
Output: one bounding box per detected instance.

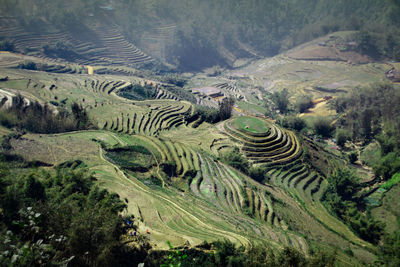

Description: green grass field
[231,116,270,134]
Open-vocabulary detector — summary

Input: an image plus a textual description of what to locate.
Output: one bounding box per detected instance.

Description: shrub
[248,166,267,183]
[18,61,37,70]
[190,105,220,124]
[349,152,358,164]
[1,95,93,133]
[313,117,334,138]
[271,88,290,114]
[374,152,400,180]
[117,84,156,101]
[280,116,306,131]
[295,95,313,113]
[0,40,15,51]
[323,168,384,244]
[336,129,350,147]
[221,147,249,173]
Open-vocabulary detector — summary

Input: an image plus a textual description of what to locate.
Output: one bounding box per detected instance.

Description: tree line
[0,94,93,134]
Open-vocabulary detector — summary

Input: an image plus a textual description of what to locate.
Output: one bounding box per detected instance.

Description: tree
[271,88,290,114]
[313,117,333,138]
[219,96,235,121]
[336,129,349,148]
[23,175,46,201]
[295,95,313,113]
[280,116,306,131]
[221,147,249,173]
[71,102,90,129]
[380,230,400,267]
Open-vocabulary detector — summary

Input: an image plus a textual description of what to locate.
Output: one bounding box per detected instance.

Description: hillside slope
[0,52,381,265]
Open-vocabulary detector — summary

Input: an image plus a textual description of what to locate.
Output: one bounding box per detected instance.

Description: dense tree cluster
[0,95,93,133]
[0,157,149,266]
[323,169,384,244]
[334,83,400,180]
[117,84,157,101]
[189,98,235,127]
[279,116,307,132]
[271,89,290,114]
[151,239,336,267]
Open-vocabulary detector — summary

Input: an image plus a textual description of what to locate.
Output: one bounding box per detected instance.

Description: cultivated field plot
[0,51,378,265]
[0,65,193,135]
[216,116,372,252]
[0,18,155,67]
[7,129,371,265]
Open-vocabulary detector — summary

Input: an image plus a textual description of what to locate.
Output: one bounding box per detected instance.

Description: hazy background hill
[1,0,399,70]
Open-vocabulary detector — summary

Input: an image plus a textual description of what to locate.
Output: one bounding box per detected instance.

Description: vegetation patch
[117,84,157,101]
[105,145,155,172]
[381,172,400,190]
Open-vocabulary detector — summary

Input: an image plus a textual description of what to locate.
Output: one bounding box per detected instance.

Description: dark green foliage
[334,83,400,142]
[248,166,268,183]
[190,105,220,124]
[335,129,349,148]
[379,230,400,267]
[374,152,400,181]
[23,175,46,201]
[149,239,336,267]
[160,241,188,267]
[326,169,359,201]
[18,61,37,70]
[280,116,306,132]
[313,117,333,138]
[221,147,249,174]
[105,146,155,172]
[323,169,384,244]
[0,157,149,266]
[0,39,15,52]
[161,161,177,177]
[356,27,400,60]
[271,89,290,114]
[295,95,313,113]
[42,42,80,61]
[159,74,187,87]
[219,97,235,121]
[71,102,91,130]
[348,152,358,164]
[335,83,400,180]
[163,86,196,103]
[117,84,157,101]
[0,95,93,133]
[189,100,234,126]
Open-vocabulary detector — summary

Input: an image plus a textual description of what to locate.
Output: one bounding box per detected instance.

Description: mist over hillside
[1,0,400,70]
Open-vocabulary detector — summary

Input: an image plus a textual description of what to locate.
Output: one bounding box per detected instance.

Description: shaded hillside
[1,0,400,70]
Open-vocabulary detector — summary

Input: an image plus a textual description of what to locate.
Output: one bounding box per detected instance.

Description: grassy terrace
[231,116,270,135]
[218,115,374,257]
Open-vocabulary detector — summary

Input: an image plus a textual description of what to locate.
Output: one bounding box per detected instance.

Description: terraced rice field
[223,116,302,166]
[118,134,306,250]
[0,18,155,67]
[216,116,372,250]
[0,66,193,136]
[0,49,376,263]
